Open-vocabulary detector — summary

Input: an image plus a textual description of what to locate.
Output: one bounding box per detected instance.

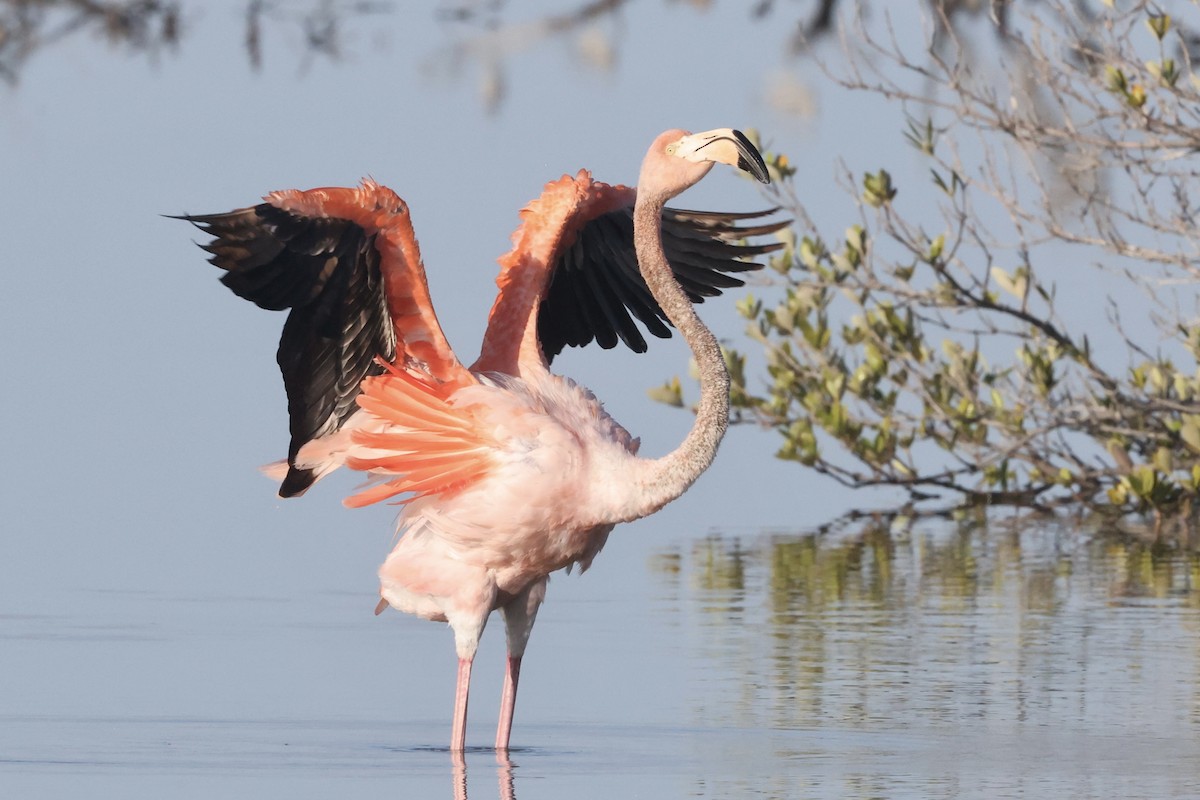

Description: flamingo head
[671,128,770,183]
[641,128,771,197]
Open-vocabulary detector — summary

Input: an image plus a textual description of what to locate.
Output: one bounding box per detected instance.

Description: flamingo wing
[342,363,499,509]
[538,205,790,361]
[178,180,468,497]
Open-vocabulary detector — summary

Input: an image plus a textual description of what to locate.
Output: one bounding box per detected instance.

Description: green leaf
[1129,465,1157,498]
[927,233,945,262]
[736,294,762,321]
[903,117,936,156]
[862,169,897,207]
[647,377,684,408]
[845,225,867,257]
[1106,65,1128,93]
[1146,14,1171,41]
[1153,447,1174,474]
[799,237,821,269]
[1185,420,1200,455]
[990,267,1027,299]
[824,372,846,399]
[1148,58,1179,87]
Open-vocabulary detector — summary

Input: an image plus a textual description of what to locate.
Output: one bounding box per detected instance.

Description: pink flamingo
[180,128,780,752]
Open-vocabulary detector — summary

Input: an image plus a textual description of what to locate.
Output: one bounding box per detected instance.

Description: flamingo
[179,128,782,752]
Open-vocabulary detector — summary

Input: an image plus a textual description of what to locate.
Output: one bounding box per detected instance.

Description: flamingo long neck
[623,189,730,521]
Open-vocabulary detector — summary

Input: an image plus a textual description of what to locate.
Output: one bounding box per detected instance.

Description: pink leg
[496,578,545,752]
[494,654,522,751]
[451,657,473,752]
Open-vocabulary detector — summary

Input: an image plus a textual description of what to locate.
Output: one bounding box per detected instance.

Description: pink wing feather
[343,362,497,508]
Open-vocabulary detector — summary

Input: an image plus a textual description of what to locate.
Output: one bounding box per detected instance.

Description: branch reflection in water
[650,513,1200,757]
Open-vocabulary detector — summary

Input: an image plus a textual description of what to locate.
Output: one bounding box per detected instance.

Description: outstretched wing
[473,171,790,375]
[538,205,790,361]
[177,180,469,497]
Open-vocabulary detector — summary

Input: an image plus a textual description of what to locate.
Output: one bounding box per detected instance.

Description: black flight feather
[537,205,788,362]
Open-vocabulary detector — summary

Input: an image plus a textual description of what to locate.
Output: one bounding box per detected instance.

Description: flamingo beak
[674,128,771,184]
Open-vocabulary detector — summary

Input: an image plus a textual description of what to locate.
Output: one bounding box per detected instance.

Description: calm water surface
[653,516,1200,798]
[4,516,1198,799]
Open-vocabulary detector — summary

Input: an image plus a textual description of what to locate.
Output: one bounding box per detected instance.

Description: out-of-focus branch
[428,0,1034,111]
[0,0,389,84]
[0,0,1052,112]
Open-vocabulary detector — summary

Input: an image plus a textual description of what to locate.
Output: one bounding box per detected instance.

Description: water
[5,515,1199,798]
[652,517,1200,798]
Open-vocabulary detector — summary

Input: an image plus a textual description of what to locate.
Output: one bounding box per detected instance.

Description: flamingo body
[179,129,782,752]
[371,370,632,642]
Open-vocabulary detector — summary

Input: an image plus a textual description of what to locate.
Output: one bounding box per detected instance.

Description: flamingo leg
[494,654,522,751]
[496,578,546,751]
[451,656,473,753]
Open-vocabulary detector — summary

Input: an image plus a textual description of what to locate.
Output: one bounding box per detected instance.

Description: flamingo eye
[666,143,678,155]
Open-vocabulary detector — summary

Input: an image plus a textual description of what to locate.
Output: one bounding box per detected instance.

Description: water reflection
[652,514,1200,795]
[451,751,515,800]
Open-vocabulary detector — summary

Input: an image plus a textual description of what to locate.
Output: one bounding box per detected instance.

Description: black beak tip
[739,157,771,184]
[732,129,772,184]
